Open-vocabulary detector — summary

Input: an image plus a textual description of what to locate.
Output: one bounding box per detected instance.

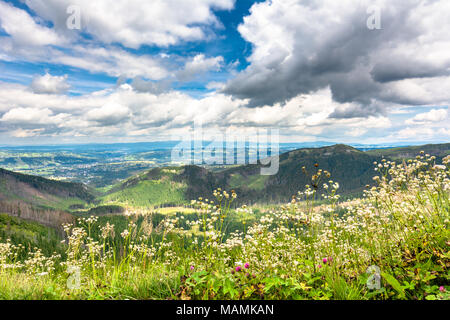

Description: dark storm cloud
[329,102,386,119]
[370,59,449,83]
[223,0,450,117]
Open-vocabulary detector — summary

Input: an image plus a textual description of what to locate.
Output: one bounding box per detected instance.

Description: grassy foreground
[0,153,449,300]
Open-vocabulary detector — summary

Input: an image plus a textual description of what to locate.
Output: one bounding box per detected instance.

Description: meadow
[0,152,448,300]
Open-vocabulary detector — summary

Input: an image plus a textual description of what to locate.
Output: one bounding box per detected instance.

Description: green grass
[101,179,188,208]
[155,207,197,215]
[229,174,269,191]
[0,267,179,300]
[0,153,449,300]
[34,197,88,212]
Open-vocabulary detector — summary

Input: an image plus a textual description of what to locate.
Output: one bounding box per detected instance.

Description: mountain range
[0,143,449,227]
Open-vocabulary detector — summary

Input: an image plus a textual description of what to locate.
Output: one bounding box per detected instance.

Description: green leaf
[223,278,237,298]
[382,272,405,299]
[402,281,415,291]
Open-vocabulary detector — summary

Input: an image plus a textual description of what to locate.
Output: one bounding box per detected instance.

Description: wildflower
[443,155,450,164]
[439,286,445,293]
[100,222,115,239]
[121,229,130,238]
[190,265,195,271]
[244,263,250,269]
[323,258,328,264]
[318,265,322,269]
[236,266,242,272]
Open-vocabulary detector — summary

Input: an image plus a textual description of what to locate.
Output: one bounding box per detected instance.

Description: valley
[1,143,449,222]
[0,141,422,188]
[0,142,448,300]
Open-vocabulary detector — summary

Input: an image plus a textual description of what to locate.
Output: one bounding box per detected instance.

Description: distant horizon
[1,139,449,149]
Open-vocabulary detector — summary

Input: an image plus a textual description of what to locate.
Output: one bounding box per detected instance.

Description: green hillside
[2,143,449,215]
[0,214,64,257]
[101,167,188,208]
[98,143,450,208]
[366,143,450,161]
[0,150,447,300]
[0,168,95,207]
[223,144,381,203]
[0,168,97,227]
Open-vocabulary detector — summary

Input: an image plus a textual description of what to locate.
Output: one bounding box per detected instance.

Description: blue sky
[0,0,449,145]
[0,0,258,96]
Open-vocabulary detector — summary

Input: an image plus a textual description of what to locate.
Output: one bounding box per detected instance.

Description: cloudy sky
[0,0,449,145]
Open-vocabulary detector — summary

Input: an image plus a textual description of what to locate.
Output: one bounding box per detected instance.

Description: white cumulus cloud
[0,1,65,46]
[24,0,235,48]
[405,108,448,125]
[177,54,224,81]
[86,102,131,126]
[30,73,71,94]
